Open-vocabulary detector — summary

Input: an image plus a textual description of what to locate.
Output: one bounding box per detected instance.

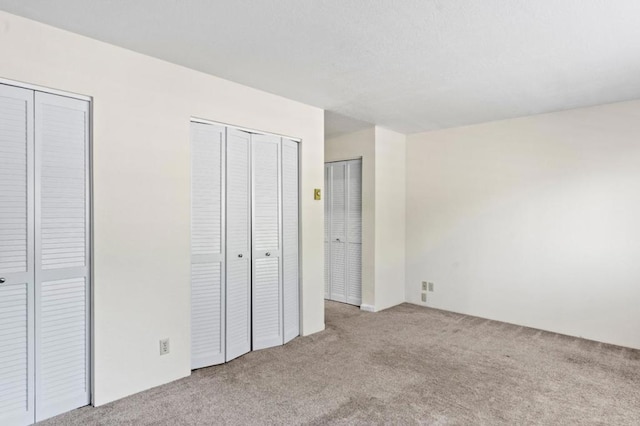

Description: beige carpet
[42,301,640,425]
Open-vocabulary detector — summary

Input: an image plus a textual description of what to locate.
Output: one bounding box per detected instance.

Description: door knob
[0,278,5,284]
[238,254,243,258]
[265,252,271,257]
[335,238,341,242]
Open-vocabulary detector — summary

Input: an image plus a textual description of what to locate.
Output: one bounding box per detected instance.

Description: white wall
[325,126,406,311]
[325,127,376,307]
[374,127,406,310]
[0,11,325,405]
[406,100,640,349]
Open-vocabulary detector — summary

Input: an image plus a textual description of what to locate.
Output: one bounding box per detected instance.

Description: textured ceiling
[2,0,640,135]
[324,111,372,139]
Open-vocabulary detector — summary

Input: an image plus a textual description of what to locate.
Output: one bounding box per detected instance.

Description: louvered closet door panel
[251,134,283,350]
[346,161,362,305]
[34,92,90,422]
[38,278,87,411]
[0,84,35,426]
[329,163,346,302]
[346,244,362,305]
[282,139,299,343]
[347,161,362,244]
[225,129,251,361]
[324,164,330,299]
[190,122,225,369]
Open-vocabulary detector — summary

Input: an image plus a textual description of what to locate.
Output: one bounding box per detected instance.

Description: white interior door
[225,129,251,361]
[282,139,299,343]
[345,160,362,305]
[329,162,347,302]
[324,164,331,299]
[34,92,91,422]
[189,122,299,361]
[325,160,362,306]
[251,134,283,350]
[190,122,226,369]
[0,84,35,426]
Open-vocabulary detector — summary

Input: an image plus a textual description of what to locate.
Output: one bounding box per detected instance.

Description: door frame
[191,117,301,143]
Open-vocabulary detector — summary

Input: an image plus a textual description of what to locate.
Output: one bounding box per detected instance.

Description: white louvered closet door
[325,160,362,306]
[281,139,299,343]
[345,160,362,305]
[225,129,251,361]
[34,92,91,422]
[324,164,330,299]
[190,122,226,369]
[251,134,283,350]
[328,163,347,302]
[0,84,35,426]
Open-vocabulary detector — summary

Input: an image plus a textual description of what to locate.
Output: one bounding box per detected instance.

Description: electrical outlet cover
[421,293,427,303]
[160,338,170,355]
[421,281,428,291]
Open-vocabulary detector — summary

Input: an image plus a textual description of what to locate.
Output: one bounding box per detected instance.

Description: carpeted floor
[41,301,640,425]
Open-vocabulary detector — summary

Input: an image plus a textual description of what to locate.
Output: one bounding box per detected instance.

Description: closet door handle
[265,252,271,257]
[0,278,5,284]
[238,254,243,258]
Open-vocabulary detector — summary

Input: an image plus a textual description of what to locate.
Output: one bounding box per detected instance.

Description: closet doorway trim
[0,77,92,102]
[190,117,302,142]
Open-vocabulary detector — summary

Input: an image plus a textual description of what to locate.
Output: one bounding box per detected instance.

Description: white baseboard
[360,304,376,312]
